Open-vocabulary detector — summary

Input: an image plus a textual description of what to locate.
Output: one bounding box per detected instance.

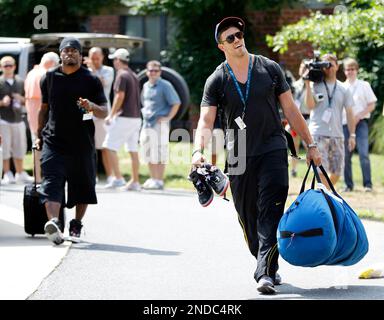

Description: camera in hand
[303,51,332,82]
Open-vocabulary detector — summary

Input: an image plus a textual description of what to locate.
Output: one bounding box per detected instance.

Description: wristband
[307,142,318,149]
[350,133,356,138]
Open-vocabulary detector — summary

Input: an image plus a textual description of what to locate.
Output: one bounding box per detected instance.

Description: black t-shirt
[40,66,107,154]
[201,55,290,159]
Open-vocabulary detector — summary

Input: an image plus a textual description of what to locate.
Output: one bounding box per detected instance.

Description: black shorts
[39,144,97,209]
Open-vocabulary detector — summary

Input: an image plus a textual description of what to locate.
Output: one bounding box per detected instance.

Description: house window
[124,15,167,66]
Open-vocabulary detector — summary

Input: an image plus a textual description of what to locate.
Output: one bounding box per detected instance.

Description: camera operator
[304,53,356,188]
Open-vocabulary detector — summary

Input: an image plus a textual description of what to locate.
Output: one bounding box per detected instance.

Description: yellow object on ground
[358,266,384,279]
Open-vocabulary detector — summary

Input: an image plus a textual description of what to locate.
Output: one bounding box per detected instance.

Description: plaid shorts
[313,135,345,176]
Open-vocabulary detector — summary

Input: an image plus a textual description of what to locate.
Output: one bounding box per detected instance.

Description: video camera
[303,51,332,82]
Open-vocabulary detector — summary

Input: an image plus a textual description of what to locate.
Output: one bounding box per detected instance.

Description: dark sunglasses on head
[221,31,244,44]
[2,64,14,68]
[148,69,160,73]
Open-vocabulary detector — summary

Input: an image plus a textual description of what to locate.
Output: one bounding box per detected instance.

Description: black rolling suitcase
[23,147,65,236]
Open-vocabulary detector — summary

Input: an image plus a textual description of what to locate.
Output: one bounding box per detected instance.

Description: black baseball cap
[215,16,245,43]
[59,37,82,53]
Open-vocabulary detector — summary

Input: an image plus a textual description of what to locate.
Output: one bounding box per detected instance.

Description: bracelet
[307,142,318,149]
[192,149,203,156]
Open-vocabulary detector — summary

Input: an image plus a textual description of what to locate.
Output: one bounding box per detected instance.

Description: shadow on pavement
[71,241,181,256]
[249,282,384,300]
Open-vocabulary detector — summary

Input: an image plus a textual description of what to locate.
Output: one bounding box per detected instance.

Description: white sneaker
[142,178,154,189]
[257,275,276,294]
[143,179,163,190]
[120,181,141,191]
[2,171,16,184]
[104,177,126,189]
[106,175,115,185]
[15,171,34,184]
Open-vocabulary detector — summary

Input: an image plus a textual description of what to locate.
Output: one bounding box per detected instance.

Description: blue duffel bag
[277,162,368,267]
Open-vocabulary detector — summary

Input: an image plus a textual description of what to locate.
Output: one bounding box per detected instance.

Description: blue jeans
[343,120,372,189]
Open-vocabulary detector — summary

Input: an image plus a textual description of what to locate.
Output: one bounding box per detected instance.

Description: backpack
[217,55,298,167]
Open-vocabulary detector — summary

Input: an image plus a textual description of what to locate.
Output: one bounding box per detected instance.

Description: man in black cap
[192,17,322,294]
[35,37,108,244]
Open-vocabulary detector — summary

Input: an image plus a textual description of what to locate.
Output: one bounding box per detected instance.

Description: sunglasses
[221,31,244,44]
[148,69,160,73]
[2,64,14,68]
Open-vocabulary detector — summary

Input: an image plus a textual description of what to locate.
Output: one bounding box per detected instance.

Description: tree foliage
[266,0,384,57]
[266,0,384,153]
[0,0,121,37]
[133,0,250,107]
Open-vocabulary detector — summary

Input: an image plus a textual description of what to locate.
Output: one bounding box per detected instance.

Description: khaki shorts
[93,117,107,150]
[140,121,169,164]
[0,121,27,160]
[102,117,142,152]
[313,135,345,176]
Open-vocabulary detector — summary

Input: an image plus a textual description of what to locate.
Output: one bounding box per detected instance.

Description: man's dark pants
[343,120,372,190]
[229,149,289,282]
[39,144,97,209]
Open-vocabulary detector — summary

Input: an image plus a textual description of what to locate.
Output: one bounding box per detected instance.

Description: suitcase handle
[31,145,38,188]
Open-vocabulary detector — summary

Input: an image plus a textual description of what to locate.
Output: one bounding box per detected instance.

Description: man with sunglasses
[140,60,180,190]
[192,17,321,294]
[0,56,33,185]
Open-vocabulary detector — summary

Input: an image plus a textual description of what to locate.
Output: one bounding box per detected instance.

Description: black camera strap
[323,80,337,108]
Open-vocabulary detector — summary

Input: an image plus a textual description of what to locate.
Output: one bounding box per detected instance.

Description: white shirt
[89,65,114,110]
[342,79,377,125]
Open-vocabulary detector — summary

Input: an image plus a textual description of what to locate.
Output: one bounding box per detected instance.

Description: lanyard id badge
[225,55,253,130]
[234,116,247,130]
[83,111,93,121]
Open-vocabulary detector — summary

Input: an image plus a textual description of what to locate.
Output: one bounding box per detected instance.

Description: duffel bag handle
[311,161,341,198]
[300,161,340,198]
[299,162,316,194]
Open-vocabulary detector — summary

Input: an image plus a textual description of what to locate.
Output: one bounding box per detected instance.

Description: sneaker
[106,175,115,185]
[364,187,373,193]
[15,171,34,184]
[121,181,142,191]
[69,219,83,242]
[44,218,64,245]
[1,171,16,185]
[201,164,229,197]
[274,273,282,286]
[257,275,276,294]
[143,178,154,189]
[342,186,353,193]
[188,169,214,207]
[104,177,126,189]
[143,179,163,190]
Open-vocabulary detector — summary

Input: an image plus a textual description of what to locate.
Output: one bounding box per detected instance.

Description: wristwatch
[307,142,318,149]
[350,133,356,138]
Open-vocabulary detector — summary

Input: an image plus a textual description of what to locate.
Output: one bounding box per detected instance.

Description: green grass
[23,143,384,219]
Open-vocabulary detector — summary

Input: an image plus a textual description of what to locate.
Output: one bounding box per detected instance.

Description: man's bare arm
[279,90,322,166]
[78,97,108,118]
[35,103,49,150]
[191,106,217,166]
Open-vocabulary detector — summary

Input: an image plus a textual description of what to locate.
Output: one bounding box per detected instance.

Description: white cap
[108,48,130,62]
[41,52,60,65]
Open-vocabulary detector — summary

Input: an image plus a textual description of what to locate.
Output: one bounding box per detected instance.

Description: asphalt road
[1,184,383,300]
